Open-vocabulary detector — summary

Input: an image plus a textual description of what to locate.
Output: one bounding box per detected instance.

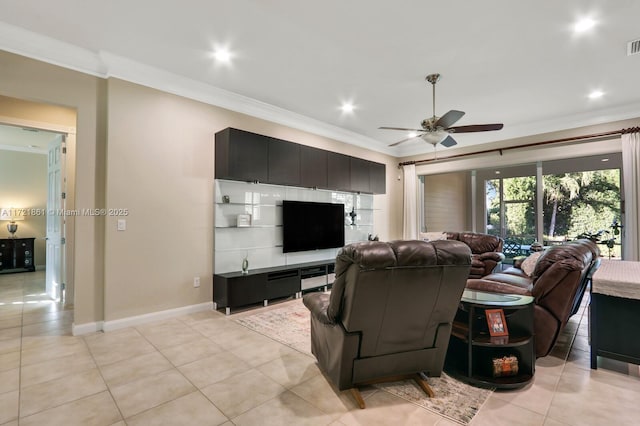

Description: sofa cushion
[482,272,533,290]
[521,251,543,277]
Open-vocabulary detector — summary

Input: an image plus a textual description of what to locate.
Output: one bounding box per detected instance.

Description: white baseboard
[72,321,104,336]
[71,301,214,335]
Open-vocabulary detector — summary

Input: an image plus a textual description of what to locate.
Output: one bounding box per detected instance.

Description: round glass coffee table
[445,290,535,389]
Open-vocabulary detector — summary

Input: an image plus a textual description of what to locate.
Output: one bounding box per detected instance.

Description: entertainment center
[213,127,386,313]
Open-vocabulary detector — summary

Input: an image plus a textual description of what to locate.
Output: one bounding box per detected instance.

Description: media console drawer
[301,274,328,290]
[301,265,330,291]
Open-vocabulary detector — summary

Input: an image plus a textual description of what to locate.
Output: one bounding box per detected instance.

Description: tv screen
[282,200,345,253]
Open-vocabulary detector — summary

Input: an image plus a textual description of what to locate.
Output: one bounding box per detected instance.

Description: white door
[46,135,66,301]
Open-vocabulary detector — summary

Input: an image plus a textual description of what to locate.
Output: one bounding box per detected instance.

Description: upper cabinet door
[369,161,386,194]
[268,138,300,186]
[327,152,351,192]
[300,145,328,189]
[350,157,371,193]
[215,128,269,182]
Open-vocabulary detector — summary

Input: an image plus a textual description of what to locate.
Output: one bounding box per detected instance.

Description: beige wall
[103,79,401,321]
[0,150,47,264]
[0,50,403,327]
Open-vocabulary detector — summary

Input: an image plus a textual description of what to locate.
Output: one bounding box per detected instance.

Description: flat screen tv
[282,200,345,253]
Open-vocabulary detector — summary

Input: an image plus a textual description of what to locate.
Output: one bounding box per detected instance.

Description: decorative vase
[241,255,249,275]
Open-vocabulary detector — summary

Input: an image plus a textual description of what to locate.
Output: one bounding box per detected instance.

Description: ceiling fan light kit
[380,73,504,151]
[421,131,448,145]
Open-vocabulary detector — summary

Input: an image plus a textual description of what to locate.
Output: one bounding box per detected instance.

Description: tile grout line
[541,294,591,424]
[81,332,128,424]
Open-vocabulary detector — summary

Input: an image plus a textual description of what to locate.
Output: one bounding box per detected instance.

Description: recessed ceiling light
[408,131,418,138]
[212,47,232,64]
[601,158,610,162]
[28,144,40,149]
[340,102,355,114]
[588,90,604,99]
[495,171,501,175]
[574,17,597,33]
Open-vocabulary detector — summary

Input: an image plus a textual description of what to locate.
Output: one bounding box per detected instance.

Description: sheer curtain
[622,131,640,261]
[402,164,418,239]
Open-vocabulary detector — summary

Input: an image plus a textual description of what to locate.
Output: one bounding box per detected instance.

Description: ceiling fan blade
[379,126,425,132]
[446,123,504,133]
[388,134,422,147]
[440,135,457,148]
[435,110,465,129]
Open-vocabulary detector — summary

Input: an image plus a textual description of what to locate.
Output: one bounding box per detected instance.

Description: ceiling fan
[380,73,504,153]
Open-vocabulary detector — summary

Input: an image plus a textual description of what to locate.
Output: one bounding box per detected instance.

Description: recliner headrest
[335,239,471,276]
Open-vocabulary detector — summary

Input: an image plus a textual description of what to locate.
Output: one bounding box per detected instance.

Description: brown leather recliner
[446,232,505,278]
[303,239,471,408]
[466,239,600,357]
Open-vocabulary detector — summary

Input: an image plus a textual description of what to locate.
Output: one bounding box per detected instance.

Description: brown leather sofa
[303,239,471,408]
[466,239,600,357]
[446,232,505,278]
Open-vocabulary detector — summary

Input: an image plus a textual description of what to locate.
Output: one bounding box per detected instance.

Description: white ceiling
[1,0,639,157]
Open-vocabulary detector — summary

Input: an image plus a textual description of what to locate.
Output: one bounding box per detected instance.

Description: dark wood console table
[446,290,535,389]
[0,237,36,273]
[213,260,335,315]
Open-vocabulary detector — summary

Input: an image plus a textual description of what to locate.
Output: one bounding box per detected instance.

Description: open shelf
[446,292,535,389]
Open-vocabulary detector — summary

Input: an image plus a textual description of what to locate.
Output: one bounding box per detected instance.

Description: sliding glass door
[481,154,622,259]
[486,173,537,259]
[542,167,621,257]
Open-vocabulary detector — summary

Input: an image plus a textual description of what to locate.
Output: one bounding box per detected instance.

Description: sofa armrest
[477,251,506,263]
[466,278,532,295]
[531,260,580,302]
[302,292,335,325]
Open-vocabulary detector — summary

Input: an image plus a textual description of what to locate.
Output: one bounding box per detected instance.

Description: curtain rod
[398,126,640,167]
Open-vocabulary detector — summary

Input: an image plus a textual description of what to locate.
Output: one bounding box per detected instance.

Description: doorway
[0,117,74,313]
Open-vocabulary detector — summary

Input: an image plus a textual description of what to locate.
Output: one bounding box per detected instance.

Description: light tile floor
[1,271,639,425]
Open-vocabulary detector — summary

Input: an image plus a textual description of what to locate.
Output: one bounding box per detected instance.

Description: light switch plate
[117,219,126,231]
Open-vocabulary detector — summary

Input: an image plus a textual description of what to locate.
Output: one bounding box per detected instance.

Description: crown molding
[394,101,640,158]
[0,22,106,77]
[0,22,394,156]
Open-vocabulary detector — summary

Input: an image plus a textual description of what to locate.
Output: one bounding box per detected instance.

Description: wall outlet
[193,276,200,288]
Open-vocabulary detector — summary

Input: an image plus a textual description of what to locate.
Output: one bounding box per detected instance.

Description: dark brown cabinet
[268,138,300,185]
[350,157,371,193]
[0,238,36,273]
[215,128,269,182]
[215,127,386,194]
[369,161,386,194]
[300,145,328,189]
[327,152,351,192]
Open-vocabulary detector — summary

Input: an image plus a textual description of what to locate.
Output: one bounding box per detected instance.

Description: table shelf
[446,290,535,389]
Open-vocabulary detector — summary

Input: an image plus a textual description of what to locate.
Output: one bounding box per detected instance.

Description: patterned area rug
[235,298,493,425]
